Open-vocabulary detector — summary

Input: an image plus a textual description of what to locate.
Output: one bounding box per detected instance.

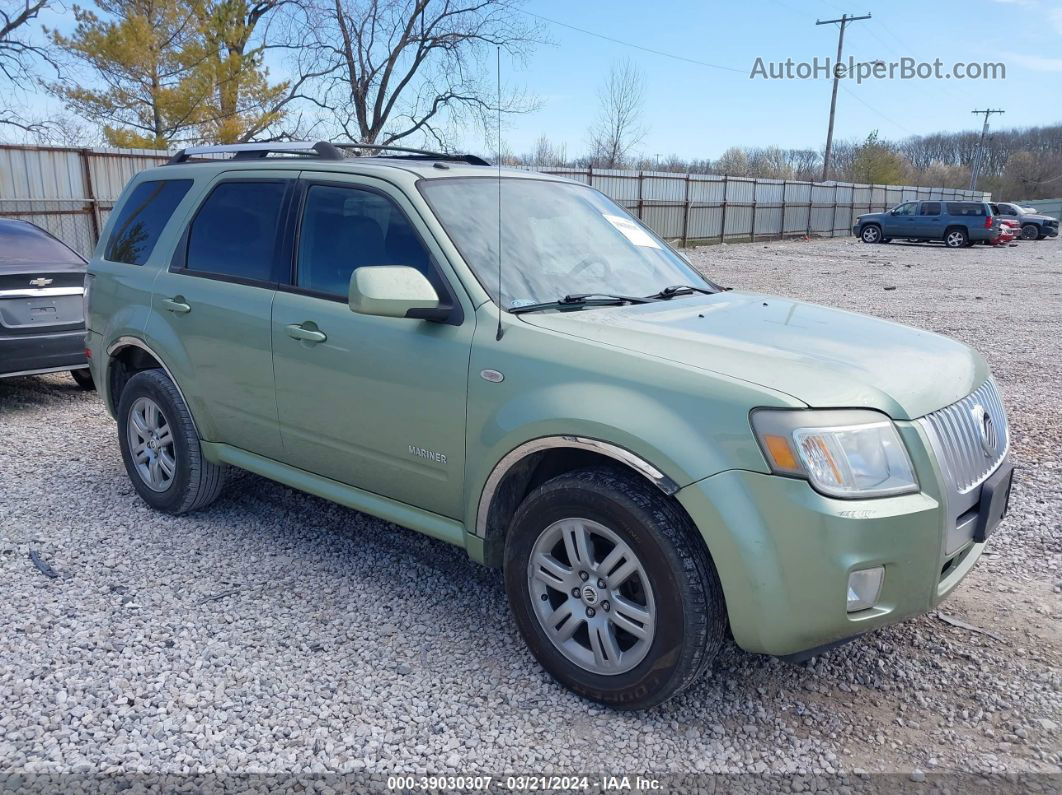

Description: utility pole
[969,108,1004,192]
[817,12,872,181]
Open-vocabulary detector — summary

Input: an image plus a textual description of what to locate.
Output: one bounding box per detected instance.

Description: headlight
[751,409,918,498]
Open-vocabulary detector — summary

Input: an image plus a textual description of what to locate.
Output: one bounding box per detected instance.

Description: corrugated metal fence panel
[722,178,754,240]
[87,149,169,200]
[783,182,812,234]
[753,179,784,238]
[0,146,83,199]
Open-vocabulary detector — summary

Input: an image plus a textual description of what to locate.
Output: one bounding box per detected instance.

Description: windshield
[419,177,712,310]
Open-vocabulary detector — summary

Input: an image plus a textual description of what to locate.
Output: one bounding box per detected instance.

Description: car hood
[1019,213,1057,222]
[518,291,988,420]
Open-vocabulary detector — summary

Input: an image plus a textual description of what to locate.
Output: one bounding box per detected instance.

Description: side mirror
[348,266,442,320]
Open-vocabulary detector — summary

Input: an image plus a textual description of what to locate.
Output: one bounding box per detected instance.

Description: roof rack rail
[165,139,490,166]
[167,141,344,164]
[332,142,490,166]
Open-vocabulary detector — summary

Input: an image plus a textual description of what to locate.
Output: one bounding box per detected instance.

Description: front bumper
[677,447,1006,657]
[0,329,87,378]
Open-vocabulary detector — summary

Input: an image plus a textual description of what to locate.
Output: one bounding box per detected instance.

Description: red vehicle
[989,218,1020,246]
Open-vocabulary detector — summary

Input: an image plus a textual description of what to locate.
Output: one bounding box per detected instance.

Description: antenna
[495,46,504,342]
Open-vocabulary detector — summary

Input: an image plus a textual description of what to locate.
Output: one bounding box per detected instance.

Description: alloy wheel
[946,231,965,248]
[861,226,880,243]
[527,518,656,675]
[127,396,177,492]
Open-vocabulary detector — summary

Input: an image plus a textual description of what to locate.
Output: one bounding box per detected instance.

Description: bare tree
[1,0,59,132]
[292,0,540,148]
[529,133,565,167]
[587,59,645,168]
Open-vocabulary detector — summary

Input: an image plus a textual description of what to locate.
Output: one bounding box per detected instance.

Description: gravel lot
[1,235,1059,783]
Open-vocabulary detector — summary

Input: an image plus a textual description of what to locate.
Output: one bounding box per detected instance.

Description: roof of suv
[151,141,575,185]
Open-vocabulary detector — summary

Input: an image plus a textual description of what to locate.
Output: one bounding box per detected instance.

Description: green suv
[86,141,1013,708]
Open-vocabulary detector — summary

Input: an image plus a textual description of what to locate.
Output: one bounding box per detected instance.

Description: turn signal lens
[762,434,798,471]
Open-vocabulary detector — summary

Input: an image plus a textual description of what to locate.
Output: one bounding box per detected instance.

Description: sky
[484,0,1062,159]
[14,0,1062,158]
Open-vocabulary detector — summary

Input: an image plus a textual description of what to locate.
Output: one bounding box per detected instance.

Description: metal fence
[0,143,990,256]
[536,167,991,246]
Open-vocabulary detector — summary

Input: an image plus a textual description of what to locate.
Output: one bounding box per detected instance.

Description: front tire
[116,369,225,514]
[504,468,726,709]
[1021,224,1039,241]
[860,224,882,244]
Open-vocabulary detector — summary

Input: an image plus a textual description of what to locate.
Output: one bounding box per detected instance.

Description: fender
[105,336,203,439]
[474,435,680,538]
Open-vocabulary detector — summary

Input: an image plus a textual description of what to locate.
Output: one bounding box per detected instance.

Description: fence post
[805,183,813,237]
[681,173,691,248]
[587,164,593,188]
[79,148,101,244]
[749,178,757,242]
[719,175,728,244]
[779,180,787,240]
[637,170,644,220]
[831,182,839,237]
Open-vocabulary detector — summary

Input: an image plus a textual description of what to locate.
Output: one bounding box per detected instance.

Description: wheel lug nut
[597,578,606,589]
[579,571,589,581]
[571,587,581,597]
[541,593,549,601]
[585,607,595,618]
[601,600,610,612]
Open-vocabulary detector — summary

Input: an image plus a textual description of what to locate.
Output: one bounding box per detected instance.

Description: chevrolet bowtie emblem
[29,277,53,287]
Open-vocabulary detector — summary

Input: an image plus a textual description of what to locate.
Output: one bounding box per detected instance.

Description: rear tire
[1020,224,1039,241]
[504,468,726,709]
[116,369,225,514]
[70,369,95,390]
[944,228,968,248]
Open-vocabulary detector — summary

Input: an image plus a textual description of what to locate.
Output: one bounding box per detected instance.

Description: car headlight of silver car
[751,409,918,499]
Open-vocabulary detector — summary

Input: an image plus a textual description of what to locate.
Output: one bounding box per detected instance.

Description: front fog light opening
[846,566,884,613]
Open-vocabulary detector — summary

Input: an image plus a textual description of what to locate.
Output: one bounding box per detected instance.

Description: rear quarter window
[946,202,986,216]
[105,179,193,265]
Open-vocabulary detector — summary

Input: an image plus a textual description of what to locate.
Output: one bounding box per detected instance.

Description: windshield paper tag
[603,214,661,248]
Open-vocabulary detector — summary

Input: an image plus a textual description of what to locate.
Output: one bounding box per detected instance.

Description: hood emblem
[971,404,998,458]
[29,277,53,287]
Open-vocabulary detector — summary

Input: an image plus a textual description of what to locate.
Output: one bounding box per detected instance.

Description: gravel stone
[0,235,1058,778]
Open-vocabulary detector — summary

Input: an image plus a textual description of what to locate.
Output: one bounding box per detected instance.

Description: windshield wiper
[509,293,653,315]
[643,284,718,300]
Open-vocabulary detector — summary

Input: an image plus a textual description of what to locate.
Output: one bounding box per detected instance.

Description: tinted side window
[0,221,84,268]
[920,202,941,216]
[893,202,916,216]
[185,181,287,282]
[296,184,432,297]
[946,202,985,216]
[106,179,193,265]
[999,204,1017,215]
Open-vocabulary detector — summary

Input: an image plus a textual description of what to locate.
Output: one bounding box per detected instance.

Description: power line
[518,10,746,74]
[839,84,916,136]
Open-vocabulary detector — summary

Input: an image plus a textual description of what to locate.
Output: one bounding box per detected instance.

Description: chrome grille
[921,379,1008,495]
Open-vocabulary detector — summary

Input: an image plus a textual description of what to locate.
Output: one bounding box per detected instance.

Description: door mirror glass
[348,265,440,319]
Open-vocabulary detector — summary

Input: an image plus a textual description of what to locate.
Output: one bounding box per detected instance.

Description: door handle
[161,297,191,314]
[285,323,327,343]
